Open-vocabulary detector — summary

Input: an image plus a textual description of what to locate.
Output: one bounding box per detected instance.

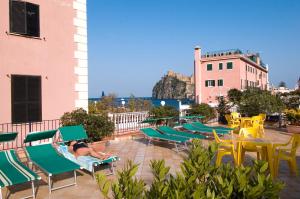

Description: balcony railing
[0,119,61,150]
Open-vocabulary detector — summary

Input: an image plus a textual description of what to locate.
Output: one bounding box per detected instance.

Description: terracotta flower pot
[287,125,300,134]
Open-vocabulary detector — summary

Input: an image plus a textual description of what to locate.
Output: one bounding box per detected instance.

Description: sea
[88,97,194,110]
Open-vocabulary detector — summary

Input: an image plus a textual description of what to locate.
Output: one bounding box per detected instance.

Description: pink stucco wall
[0,0,77,123]
[200,57,241,104]
[194,48,268,105]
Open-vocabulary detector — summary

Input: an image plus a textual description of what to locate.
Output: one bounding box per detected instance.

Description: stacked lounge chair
[140,128,189,152]
[182,123,230,135]
[24,130,80,193]
[158,126,207,139]
[58,125,120,178]
[0,132,40,199]
[192,121,234,131]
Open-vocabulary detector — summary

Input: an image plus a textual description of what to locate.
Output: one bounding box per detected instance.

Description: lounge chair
[140,128,189,152]
[157,126,207,139]
[0,132,40,199]
[192,121,234,131]
[182,123,229,135]
[24,130,81,193]
[58,125,120,178]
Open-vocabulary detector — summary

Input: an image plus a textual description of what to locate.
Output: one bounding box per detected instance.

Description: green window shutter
[227,62,233,69]
[219,63,223,70]
[205,80,208,87]
[218,79,223,86]
[207,64,212,71]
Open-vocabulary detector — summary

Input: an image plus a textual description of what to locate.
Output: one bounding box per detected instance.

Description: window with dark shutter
[11,75,42,123]
[218,79,223,87]
[207,64,213,71]
[219,63,223,70]
[227,62,233,69]
[10,0,40,37]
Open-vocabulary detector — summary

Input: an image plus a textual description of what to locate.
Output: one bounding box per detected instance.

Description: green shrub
[60,108,115,142]
[97,140,284,199]
[188,103,216,123]
[284,108,300,125]
[149,106,179,126]
[149,106,179,118]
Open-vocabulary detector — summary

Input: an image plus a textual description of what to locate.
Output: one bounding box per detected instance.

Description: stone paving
[3,128,300,198]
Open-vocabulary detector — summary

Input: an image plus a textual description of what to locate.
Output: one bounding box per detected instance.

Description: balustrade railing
[109,111,151,134]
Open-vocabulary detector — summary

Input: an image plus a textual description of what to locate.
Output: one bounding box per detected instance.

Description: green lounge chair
[0,132,40,199]
[158,126,207,139]
[24,130,80,194]
[58,125,120,178]
[182,124,229,135]
[140,128,189,152]
[192,121,234,131]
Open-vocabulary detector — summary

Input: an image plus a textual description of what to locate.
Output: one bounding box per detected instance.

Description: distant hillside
[152,71,194,99]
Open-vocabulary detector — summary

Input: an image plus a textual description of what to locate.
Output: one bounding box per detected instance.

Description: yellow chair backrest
[239,127,259,138]
[213,130,222,144]
[231,112,241,120]
[251,116,263,127]
[258,113,266,121]
[225,114,232,124]
[291,134,300,156]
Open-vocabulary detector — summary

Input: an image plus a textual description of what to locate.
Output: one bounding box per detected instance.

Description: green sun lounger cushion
[25,144,80,175]
[58,125,88,142]
[141,128,189,143]
[0,132,18,143]
[0,150,40,188]
[24,130,57,143]
[182,124,229,135]
[158,126,206,139]
[192,122,234,131]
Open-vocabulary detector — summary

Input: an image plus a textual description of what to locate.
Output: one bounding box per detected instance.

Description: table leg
[266,144,274,178]
[237,141,242,166]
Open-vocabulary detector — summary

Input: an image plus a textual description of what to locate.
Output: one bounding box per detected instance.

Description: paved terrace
[4,128,300,199]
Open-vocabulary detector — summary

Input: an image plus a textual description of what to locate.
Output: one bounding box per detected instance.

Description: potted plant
[60,108,115,151]
[285,109,300,133]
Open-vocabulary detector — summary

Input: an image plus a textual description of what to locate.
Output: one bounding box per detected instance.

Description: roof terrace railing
[0,112,152,149]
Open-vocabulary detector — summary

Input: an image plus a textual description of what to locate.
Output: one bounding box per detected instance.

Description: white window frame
[205,80,215,87]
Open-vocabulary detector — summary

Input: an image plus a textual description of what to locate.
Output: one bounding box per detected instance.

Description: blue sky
[88,0,300,98]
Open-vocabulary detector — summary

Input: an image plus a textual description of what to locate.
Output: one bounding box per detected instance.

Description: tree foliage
[227,88,285,116]
[216,96,231,124]
[60,108,115,142]
[97,140,284,199]
[227,89,242,106]
[188,103,216,123]
[149,106,179,118]
[280,90,300,109]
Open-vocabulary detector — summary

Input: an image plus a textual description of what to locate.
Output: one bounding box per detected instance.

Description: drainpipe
[194,46,202,104]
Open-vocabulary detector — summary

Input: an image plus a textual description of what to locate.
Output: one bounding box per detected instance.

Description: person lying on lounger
[67,140,111,160]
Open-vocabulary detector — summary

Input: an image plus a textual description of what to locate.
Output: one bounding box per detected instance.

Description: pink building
[194,47,269,106]
[0,0,88,124]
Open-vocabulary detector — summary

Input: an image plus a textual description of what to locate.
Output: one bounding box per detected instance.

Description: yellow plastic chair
[231,112,241,120]
[273,134,300,177]
[238,127,265,165]
[258,113,266,122]
[252,116,263,126]
[213,130,237,166]
[225,114,240,130]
